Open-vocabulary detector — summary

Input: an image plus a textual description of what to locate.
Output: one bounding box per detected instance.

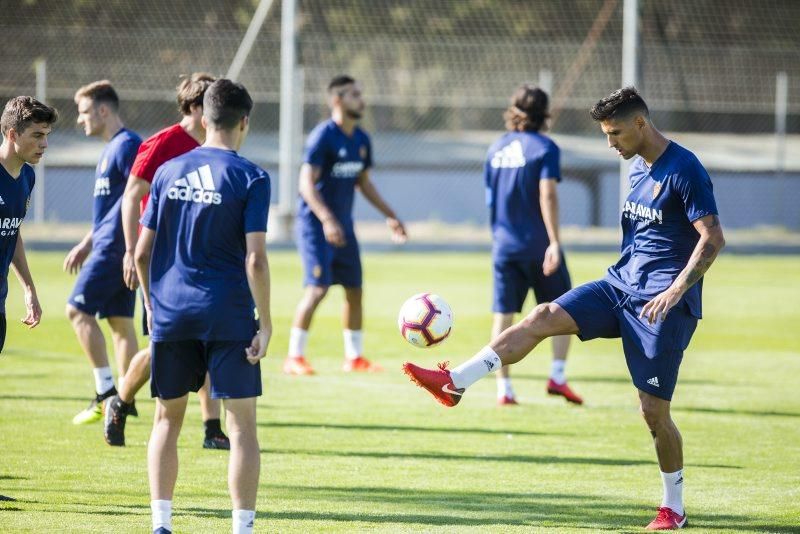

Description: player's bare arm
[10,233,41,328]
[133,226,155,332]
[356,169,407,243]
[121,175,150,289]
[641,214,725,324]
[63,230,93,274]
[298,162,346,247]
[244,231,272,365]
[539,178,561,276]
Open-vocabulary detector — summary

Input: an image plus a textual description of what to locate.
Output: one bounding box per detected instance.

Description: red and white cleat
[402,361,464,407]
[343,355,383,372]
[546,379,584,405]
[646,507,687,530]
[497,395,518,406]
[282,356,315,376]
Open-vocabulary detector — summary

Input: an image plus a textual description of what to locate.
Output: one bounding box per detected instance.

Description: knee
[520,303,560,333]
[639,398,668,430]
[344,287,362,304]
[66,304,86,323]
[306,286,329,305]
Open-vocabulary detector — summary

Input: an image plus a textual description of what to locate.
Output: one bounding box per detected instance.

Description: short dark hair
[1,96,59,136]
[203,79,253,129]
[328,75,356,96]
[504,84,549,132]
[176,72,216,115]
[74,80,119,111]
[590,87,649,121]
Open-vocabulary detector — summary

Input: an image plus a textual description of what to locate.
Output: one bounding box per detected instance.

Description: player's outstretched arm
[63,230,93,274]
[244,232,271,365]
[133,227,155,332]
[121,176,150,289]
[539,178,561,276]
[10,233,41,328]
[298,163,346,247]
[640,214,725,324]
[356,169,407,244]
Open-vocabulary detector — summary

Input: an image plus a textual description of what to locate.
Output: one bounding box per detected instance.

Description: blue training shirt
[141,146,271,342]
[485,131,561,259]
[296,119,372,233]
[92,128,142,257]
[604,141,718,318]
[0,163,34,313]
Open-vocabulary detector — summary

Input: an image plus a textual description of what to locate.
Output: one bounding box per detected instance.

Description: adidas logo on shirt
[74,294,85,305]
[0,195,5,205]
[167,164,222,205]
[490,139,526,169]
[647,376,660,387]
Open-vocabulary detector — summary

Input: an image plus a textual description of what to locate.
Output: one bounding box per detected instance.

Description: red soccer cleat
[547,379,584,405]
[283,356,315,376]
[497,395,518,406]
[646,507,687,530]
[402,361,464,407]
[343,356,383,372]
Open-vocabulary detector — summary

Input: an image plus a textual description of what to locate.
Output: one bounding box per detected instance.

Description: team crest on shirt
[338,147,347,158]
[100,157,108,173]
[359,145,367,160]
[653,182,662,199]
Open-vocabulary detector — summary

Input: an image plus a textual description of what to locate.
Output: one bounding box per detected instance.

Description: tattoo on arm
[682,242,718,288]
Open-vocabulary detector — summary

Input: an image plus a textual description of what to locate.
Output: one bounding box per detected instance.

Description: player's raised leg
[284,284,327,375]
[404,302,579,407]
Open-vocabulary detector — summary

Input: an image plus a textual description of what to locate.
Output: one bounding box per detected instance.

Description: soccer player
[104,73,231,449]
[67,81,142,425]
[403,87,725,530]
[136,79,270,534]
[485,85,582,406]
[0,97,57,350]
[283,75,407,376]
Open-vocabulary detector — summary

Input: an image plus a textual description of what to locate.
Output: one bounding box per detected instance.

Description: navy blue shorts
[150,339,262,400]
[297,228,362,288]
[554,280,698,401]
[68,254,135,319]
[493,253,572,313]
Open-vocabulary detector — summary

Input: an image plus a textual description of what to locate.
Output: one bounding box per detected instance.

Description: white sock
[550,359,567,385]
[661,469,684,515]
[343,329,363,360]
[93,366,115,395]
[450,346,502,389]
[497,377,514,399]
[288,327,308,358]
[232,509,255,534]
[151,499,172,532]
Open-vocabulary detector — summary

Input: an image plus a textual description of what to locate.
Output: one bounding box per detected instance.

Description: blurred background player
[135,78,270,534]
[283,74,407,375]
[67,81,142,425]
[0,97,57,351]
[104,72,230,449]
[403,87,725,530]
[484,85,582,406]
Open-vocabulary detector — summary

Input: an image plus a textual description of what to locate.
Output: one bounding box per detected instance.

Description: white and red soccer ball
[397,293,453,348]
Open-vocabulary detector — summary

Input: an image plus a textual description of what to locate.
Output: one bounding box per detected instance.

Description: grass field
[0,250,798,533]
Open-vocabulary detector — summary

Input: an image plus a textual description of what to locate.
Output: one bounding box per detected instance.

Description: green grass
[0,250,798,533]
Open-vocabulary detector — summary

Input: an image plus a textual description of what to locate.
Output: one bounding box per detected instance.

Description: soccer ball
[397,293,453,348]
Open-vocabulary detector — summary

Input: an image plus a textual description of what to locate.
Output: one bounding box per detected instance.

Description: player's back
[143,146,271,342]
[485,131,560,259]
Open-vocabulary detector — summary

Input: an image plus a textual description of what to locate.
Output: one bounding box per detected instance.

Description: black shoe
[203,432,230,450]
[128,400,138,417]
[153,528,172,534]
[104,395,129,447]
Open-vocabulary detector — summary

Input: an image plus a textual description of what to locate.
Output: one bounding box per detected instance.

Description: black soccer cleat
[203,432,231,450]
[104,395,130,447]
